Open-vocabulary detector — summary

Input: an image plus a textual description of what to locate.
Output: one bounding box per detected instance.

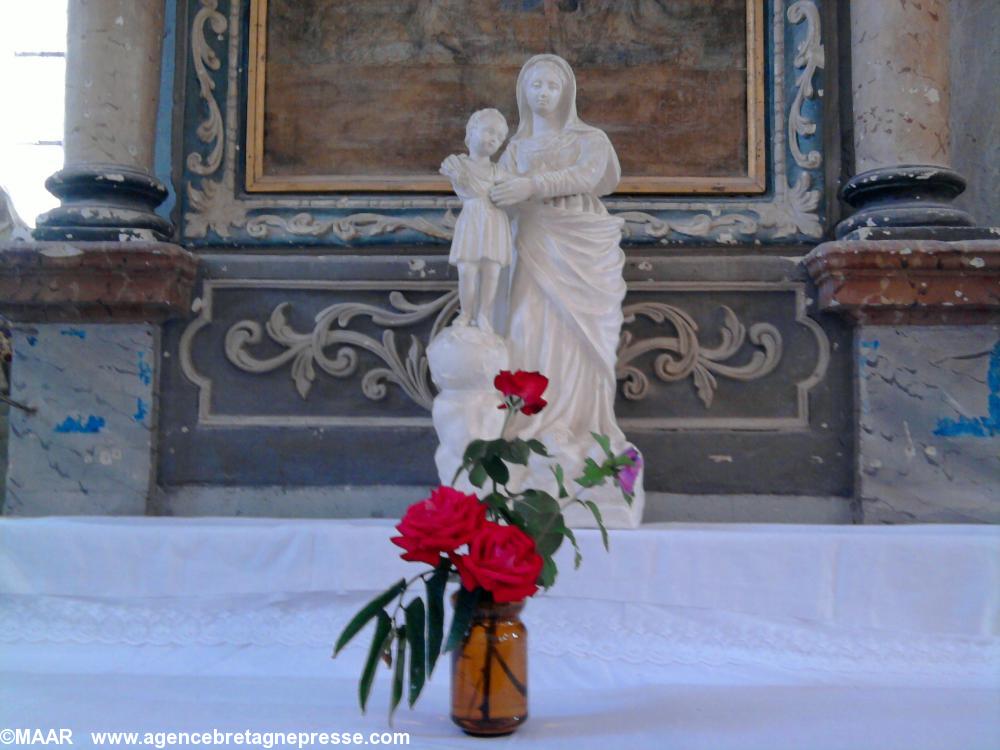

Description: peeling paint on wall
[934,341,1000,438]
[54,415,106,434]
[137,351,152,385]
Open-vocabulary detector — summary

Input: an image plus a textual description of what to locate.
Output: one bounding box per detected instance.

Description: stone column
[0,2,197,517]
[34,0,172,242]
[805,3,1000,523]
[837,0,974,239]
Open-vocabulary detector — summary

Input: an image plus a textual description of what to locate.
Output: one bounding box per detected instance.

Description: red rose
[495,370,549,415]
[391,486,486,566]
[452,522,544,603]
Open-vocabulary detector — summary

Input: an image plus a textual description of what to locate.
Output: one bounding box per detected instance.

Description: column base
[33,164,173,242]
[0,241,198,323]
[836,166,975,240]
[803,239,1000,325]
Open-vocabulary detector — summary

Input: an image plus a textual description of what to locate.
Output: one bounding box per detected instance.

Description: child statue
[439,108,512,333]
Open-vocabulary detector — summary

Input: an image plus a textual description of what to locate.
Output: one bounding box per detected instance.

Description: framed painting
[181,0,828,246]
[244,0,766,194]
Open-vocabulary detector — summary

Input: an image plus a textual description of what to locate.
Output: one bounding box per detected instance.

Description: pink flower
[615,448,642,496]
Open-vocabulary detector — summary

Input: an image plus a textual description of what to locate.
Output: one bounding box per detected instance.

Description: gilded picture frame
[180,0,828,246]
[244,0,766,195]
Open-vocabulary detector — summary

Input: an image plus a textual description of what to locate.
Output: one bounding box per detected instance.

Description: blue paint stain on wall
[59,328,86,339]
[137,352,152,385]
[859,340,880,350]
[26,336,38,346]
[133,398,149,422]
[933,341,1000,438]
[55,415,106,434]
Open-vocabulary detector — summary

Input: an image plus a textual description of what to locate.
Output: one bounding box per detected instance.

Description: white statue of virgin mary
[489,54,645,528]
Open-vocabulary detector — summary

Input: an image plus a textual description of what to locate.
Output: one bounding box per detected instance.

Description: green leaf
[358,611,392,713]
[483,454,510,486]
[582,500,609,551]
[526,439,550,457]
[463,439,489,463]
[575,458,610,489]
[469,463,488,488]
[564,526,583,569]
[591,432,614,458]
[424,562,448,675]
[334,578,406,656]
[538,555,558,588]
[444,586,480,653]
[611,452,637,468]
[550,464,569,499]
[514,490,565,558]
[483,493,522,528]
[405,598,426,707]
[501,439,532,466]
[390,626,406,719]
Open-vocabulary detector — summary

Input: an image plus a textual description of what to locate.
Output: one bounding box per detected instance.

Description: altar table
[1,518,997,749]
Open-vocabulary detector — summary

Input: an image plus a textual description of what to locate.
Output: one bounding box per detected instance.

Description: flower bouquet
[333,370,640,733]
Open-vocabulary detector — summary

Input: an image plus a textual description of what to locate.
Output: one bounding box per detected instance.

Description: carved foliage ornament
[224,292,459,409]
[181,0,827,245]
[221,291,785,412]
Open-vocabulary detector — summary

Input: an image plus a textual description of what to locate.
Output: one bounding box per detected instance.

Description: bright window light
[0,0,68,228]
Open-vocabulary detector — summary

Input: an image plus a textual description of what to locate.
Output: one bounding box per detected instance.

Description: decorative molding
[186,0,228,177]
[619,281,829,430]
[804,238,1000,324]
[0,242,198,323]
[224,291,459,407]
[787,0,824,170]
[179,0,828,246]
[178,278,830,431]
[244,211,457,242]
[617,303,782,407]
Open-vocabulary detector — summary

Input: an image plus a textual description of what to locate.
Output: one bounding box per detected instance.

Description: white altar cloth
[1,517,997,749]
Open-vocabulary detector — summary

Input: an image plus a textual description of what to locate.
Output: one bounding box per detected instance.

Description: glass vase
[450,597,528,736]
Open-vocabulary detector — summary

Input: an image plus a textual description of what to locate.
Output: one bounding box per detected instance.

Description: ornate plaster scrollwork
[221,294,784,413]
[617,303,783,407]
[619,211,760,244]
[757,173,823,238]
[787,0,825,170]
[187,0,227,176]
[224,291,459,408]
[244,211,457,242]
[185,174,247,238]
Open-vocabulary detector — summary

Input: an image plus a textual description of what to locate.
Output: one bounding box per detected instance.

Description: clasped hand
[489,176,534,207]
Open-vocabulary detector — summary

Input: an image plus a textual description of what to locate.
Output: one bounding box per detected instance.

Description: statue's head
[514,54,577,135]
[464,108,509,157]
[522,60,568,118]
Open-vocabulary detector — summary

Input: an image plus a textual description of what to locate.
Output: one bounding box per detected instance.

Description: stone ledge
[0,241,199,323]
[803,239,1000,324]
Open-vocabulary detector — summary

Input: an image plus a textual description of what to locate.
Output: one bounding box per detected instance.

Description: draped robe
[499,128,629,466]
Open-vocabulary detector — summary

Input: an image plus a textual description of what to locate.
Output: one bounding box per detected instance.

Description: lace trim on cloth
[1,593,995,679]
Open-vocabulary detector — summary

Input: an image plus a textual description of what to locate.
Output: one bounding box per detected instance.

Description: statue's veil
[510,54,621,196]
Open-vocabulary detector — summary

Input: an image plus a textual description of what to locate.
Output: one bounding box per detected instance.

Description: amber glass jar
[451,598,527,736]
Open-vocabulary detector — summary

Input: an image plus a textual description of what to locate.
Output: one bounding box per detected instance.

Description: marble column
[837,0,974,239]
[34,0,172,242]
